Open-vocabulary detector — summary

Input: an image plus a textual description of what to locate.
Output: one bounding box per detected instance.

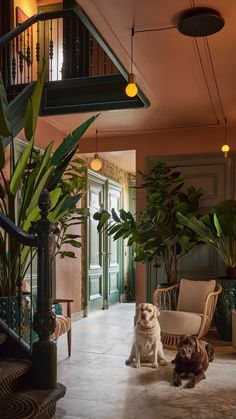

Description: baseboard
[71,309,87,322]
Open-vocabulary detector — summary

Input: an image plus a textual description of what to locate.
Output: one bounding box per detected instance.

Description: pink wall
[33,120,236,309]
[79,123,236,304]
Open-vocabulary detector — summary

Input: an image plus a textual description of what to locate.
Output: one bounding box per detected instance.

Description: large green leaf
[24,60,46,141]
[10,137,34,196]
[56,194,82,219]
[34,141,53,188]
[51,114,99,166]
[0,72,12,138]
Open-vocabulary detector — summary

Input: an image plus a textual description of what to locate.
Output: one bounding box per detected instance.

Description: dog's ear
[192,337,201,352]
[134,304,141,324]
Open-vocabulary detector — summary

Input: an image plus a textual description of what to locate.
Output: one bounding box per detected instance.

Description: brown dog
[173,336,214,388]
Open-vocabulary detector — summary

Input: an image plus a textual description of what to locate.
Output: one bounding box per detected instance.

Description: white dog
[126,303,166,368]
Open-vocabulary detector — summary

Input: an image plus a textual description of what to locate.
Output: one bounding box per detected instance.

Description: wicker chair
[51,298,73,357]
[153,279,222,349]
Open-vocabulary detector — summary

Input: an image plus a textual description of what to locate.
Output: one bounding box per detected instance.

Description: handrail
[0,213,38,247]
[0,9,73,48]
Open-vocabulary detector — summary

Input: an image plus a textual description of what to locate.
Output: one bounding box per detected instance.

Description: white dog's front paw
[159,358,167,366]
[134,362,141,368]
[152,362,158,369]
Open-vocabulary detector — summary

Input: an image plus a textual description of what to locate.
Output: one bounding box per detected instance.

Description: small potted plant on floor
[177,199,236,341]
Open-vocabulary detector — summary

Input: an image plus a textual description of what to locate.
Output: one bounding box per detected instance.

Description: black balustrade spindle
[49,19,53,81]
[89,33,93,76]
[36,21,40,76]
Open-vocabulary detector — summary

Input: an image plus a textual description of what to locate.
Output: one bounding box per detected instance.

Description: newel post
[32,190,57,389]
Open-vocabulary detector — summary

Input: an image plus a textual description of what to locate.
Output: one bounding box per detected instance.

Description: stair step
[0,383,66,419]
[0,358,31,399]
[0,334,7,345]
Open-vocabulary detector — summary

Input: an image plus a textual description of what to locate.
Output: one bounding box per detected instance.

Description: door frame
[86,170,124,311]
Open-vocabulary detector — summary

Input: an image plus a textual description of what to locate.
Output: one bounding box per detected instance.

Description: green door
[87,172,123,311]
[107,181,122,305]
[87,173,106,311]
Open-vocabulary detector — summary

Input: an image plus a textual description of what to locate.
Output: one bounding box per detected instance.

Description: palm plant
[94,162,202,284]
[177,199,236,278]
[0,61,98,296]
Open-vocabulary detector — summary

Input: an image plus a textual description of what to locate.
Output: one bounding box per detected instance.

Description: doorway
[87,170,123,311]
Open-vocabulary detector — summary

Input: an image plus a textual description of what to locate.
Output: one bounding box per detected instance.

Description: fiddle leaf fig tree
[94,162,202,284]
[0,61,98,296]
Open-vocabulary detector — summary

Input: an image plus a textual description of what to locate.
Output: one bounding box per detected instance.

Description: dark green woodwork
[107,181,122,306]
[214,278,236,341]
[40,75,147,116]
[31,190,57,389]
[87,172,123,311]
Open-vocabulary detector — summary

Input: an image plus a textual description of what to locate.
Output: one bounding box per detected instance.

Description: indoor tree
[94,162,202,284]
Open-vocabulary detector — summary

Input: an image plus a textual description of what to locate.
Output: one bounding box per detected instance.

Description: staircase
[0,333,65,419]
[0,0,149,149]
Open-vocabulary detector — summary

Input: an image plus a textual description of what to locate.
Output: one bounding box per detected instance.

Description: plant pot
[214,278,236,341]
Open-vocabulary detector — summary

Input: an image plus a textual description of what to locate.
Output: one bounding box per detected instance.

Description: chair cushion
[177,279,216,313]
[51,315,71,340]
[159,310,203,336]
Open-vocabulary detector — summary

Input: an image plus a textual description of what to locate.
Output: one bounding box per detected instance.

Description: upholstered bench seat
[51,315,71,340]
[159,310,203,336]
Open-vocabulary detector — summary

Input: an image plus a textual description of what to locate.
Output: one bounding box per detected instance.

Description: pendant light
[221,118,230,158]
[125,27,138,98]
[90,129,102,171]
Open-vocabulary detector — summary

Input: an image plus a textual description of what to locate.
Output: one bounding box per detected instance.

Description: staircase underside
[41,74,148,116]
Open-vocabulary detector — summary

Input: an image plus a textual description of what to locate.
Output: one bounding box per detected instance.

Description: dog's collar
[137,321,157,330]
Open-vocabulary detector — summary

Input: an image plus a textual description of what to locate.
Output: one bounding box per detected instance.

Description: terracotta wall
[78,123,236,304]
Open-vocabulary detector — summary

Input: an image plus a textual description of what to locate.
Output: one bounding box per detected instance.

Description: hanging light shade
[90,129,102,171]
[90,153,102,171]
[125,27,138,98]
[125,73,138,97]
[221,119,230,158]
[222,144,229,158]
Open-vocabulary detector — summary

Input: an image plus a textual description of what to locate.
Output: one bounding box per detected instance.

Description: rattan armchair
[153,279,222,349]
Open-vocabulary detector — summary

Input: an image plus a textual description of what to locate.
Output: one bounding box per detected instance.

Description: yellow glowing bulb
[221,144,230,158]
[90,154,102,171]
[125,82,138,97]
[125,73,138,97]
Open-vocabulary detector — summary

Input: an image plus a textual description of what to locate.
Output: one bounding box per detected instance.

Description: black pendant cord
[131,27,134,73]
[134,26,176,34]
[205,37,226,122]
[95,129,98,153]
[193,37,219,124]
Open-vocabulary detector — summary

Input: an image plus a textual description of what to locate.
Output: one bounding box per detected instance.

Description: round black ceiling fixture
[177,7,225,37]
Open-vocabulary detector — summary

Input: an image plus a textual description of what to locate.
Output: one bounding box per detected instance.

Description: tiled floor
[54,303,236,419]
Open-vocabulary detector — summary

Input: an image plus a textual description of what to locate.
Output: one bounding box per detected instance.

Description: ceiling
[44,0,236,170]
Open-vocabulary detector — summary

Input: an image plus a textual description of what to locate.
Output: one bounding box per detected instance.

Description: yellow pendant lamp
[90,129,102,171]
[125,27,138,98]
[221,118,230,158]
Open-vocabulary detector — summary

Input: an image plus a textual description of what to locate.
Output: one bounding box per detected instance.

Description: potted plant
[0,62,97,337]
[177,199,236,341]
[94,162,201,288]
